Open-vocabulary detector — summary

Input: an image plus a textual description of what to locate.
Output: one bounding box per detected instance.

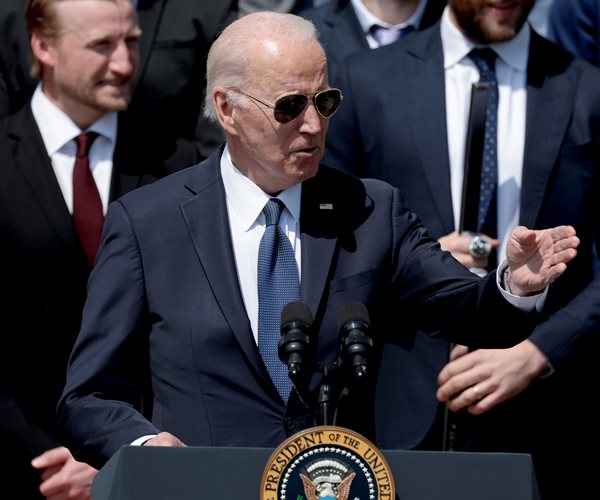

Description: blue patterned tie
[468,48,498,237]
[257,198,300,402]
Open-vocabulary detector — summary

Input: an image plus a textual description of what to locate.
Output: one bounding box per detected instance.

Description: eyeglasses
[229,87,343,123]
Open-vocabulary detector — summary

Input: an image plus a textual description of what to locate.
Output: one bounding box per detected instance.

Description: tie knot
[369,24,413,46]
[263,198,285,226]
[468,48,497,81]
[75,132,99,159]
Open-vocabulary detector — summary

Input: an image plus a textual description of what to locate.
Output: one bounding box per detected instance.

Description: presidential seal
[260,426,395,500]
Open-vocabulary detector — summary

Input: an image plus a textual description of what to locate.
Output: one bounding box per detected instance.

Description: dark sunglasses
[229,87,343,123]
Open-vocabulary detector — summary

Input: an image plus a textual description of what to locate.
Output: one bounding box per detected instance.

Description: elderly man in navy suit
[57,10,578,480]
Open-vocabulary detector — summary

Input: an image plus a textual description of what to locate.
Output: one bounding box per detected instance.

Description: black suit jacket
[120,0,238,171]
[0,0,238,170]
[0,104,169,497]
[300,0,446,83]
[57,148,534,469]
[0,0,35,116]
[324,21,600,497]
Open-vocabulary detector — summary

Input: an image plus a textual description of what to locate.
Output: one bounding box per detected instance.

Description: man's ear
[31,31,56,69]
[213,88,237,135]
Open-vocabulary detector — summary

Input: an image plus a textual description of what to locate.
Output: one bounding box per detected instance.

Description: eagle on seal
[300,471,356,500]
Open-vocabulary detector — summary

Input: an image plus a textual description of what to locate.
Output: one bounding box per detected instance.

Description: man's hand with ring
[438,231,500,271]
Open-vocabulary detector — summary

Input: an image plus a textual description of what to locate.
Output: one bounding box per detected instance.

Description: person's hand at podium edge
[143,432,186,447]
[31,446,97,500]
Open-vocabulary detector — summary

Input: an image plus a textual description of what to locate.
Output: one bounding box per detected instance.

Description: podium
[93,445,540,499]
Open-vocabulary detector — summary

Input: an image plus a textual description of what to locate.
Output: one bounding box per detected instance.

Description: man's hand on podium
[143,432,186,447]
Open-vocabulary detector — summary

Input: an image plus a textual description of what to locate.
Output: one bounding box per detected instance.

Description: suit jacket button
[284,417,296,431]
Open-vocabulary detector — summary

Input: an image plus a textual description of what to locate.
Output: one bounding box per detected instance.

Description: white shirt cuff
[496,260,547,312]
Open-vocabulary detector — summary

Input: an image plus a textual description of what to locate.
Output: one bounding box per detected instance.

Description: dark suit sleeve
[548,0,600,67]
[0,0,37,117]
[529,273,600,368]
[0,71,9,116]
[57,201,160,470]
[367,179,535,348]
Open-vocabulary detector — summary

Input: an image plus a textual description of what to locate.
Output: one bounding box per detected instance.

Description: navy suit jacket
[0,104,169,496]
[325,22,600,454]
[57,148,534,469]
[300,0,446,83]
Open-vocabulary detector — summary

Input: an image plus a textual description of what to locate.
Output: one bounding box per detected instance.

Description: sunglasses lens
[274,94,309,123]
[315,89,342,118]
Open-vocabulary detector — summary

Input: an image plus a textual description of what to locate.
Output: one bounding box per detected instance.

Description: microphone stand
[314,362,346,426]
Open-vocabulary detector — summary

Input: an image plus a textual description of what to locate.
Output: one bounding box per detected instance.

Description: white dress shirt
[441,7,528,263]
[31,84,117,215]
[220,145,302,344]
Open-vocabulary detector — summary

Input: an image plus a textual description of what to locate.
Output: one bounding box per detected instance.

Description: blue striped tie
[257,198,300,402]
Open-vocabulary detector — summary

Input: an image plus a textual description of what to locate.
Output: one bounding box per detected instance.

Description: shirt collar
[31,84,118,156]
[441,6,530,73]
[220,145,302,232]
[350,0,427,33]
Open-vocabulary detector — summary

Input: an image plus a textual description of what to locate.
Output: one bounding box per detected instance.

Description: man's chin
[97,95,132,113]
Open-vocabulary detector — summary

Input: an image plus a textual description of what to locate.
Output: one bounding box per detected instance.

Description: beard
[450,1,535,44]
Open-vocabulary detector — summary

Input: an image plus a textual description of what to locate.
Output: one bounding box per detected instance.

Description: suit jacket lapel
[179,154,269,383]
[299,172,339,321]
[520,33,575,228]
[403,27,454,233]
[324,1,370,55]
[9,106,83,254]
[180,157,341,395]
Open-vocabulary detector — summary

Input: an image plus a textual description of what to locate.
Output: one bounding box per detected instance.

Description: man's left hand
[31,446,97,500]
[436,340,550,413]
[506,225,579,296]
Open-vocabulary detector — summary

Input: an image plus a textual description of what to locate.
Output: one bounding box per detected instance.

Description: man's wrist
[131,434,157,446]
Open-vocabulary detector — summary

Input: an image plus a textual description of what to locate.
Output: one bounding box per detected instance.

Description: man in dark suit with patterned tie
[324,0,600,498]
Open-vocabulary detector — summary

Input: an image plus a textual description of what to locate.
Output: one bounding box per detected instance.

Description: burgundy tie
[72,132,103,268]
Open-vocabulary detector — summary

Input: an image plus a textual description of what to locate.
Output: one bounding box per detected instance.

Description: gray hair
[203,12,321,122]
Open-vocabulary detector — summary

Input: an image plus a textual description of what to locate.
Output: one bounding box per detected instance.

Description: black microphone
[278,301,314,379]
[338,301,373,379]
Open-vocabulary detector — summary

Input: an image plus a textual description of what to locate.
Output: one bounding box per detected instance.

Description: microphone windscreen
[280,301,313,329]
[338,301,370,330]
